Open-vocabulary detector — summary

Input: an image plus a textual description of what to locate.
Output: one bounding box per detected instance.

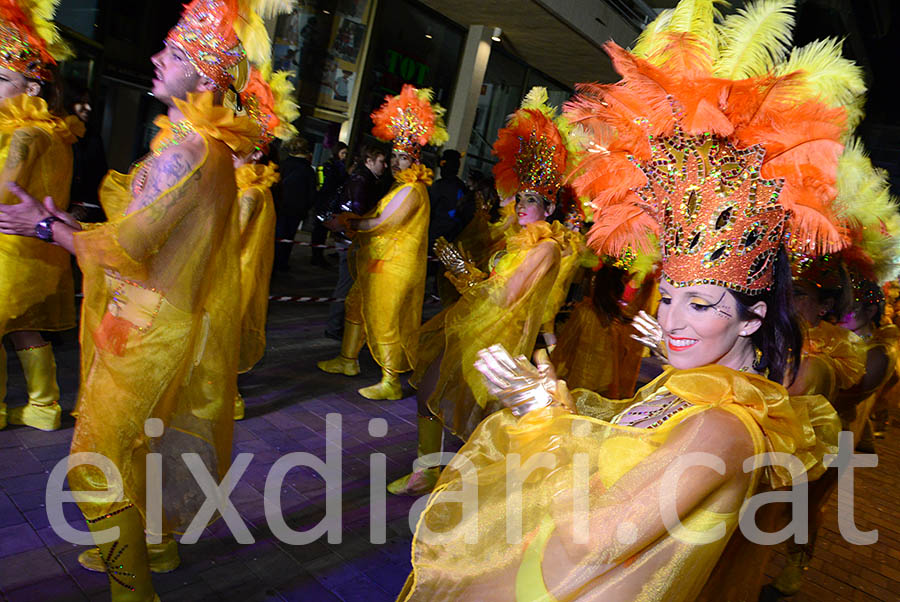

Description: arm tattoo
[145,170,202,224]
[7,131,39,169]
[133,151,194,211]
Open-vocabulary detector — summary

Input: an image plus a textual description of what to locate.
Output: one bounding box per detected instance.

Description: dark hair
[332,141,348,156]
[855,279,886,326]
[355,143,386,167]
[731,247,802,385]
[29,65,65,116]
[797,258,853,323]
[284,136,310,157]
[592,265,627,324]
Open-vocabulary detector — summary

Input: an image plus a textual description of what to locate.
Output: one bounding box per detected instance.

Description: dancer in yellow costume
[318,84,447,400]
[0,1,287,599]
[397,0,861,595]
[0,0,83,432]
[388,90,578,496]
[232,65,299,420]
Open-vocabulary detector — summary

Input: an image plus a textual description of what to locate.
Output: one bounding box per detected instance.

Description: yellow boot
[358,368,403,400]
[84,504,159,601]
[772,545,811,596]
[7,344,61,431]
[1,346,7,430]
[317,321,364,376]
[79,535,180,574]
[234,392,245,421]
[388,414,443,495]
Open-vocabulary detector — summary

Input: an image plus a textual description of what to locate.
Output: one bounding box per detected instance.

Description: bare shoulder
[678,407,756,464]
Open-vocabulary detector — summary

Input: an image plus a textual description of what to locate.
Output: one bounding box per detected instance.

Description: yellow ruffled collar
[505,220,571,254]
[236,161,280,191]
[804,321,866,389]
[870,323,900,348]
[0,94,85,143]
[153,92,257,156]
[657,365,839,488]
[395,163,433,186]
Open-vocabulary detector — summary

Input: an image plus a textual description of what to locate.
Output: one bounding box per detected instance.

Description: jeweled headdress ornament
[0,0,71,81]
[370,84,448,161]
[567,0,863,293]
[165,0,295,98]
[493,87,576,201]
[240,62,300,150]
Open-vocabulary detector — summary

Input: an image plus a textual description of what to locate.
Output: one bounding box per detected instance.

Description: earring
[753,347,763,367]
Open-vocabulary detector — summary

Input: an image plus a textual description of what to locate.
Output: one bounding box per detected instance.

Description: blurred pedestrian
[311,141,348,267]
[427,149,466,246]
[274,135,315,271]
[65,85,107,223]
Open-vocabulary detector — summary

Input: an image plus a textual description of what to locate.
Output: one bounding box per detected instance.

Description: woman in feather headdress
[386,88,580,497]
[317,84,447,400]
[397,1,864,599]
[0,0,83,432]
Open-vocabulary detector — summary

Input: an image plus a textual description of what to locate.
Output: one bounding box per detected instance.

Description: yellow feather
[776,38,866,112]
[234,11,271,65]
[834,138,900,282]
[262,64,300,140]
[664,0,725,61]
[714,0,795,79]
[521,86,549,110]
[252,0,296,19]
[632,9,673,58]
[20,0,72,61]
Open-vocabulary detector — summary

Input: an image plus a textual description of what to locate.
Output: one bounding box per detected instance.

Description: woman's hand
[475,344,561,416]
[631,310,667,361]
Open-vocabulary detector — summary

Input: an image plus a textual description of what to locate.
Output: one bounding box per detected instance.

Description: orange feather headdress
[0,0,70,81]
[240,63,299,150]
[493,87,576,201]
[370,84,448,161]
[566,0,863,293]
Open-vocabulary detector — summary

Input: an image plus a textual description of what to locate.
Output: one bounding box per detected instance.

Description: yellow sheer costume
[236,162,278,373]
[696,320,865,601]
[552,275,658,397]
[0,95,83,337]
[539,230,593,336]
[400,366,839,601]
[837,324,900,438]
[457,201,519,271]
[67,92,256,533]
[412,221,566,439]
[345,164,431,374]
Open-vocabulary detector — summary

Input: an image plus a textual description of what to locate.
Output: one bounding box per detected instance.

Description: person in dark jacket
[66,86,108,223]
[322,144,387,337]
[427,149,467,246]
[274,136,316,271]
[311,141,348,267]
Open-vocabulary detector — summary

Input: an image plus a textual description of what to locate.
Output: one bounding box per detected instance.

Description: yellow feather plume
[632,9,673,58]
[521,86,549,110]
[20,0,72,61]
[664,0,724,61]
[776,38,866,122]
[715,0,795,79]
[835,138,900,283]
[262,63,300,140]
[236,0,296,65]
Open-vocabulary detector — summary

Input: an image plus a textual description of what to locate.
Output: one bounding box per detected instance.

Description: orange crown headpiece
[370,84,448,161]
[0,0,70,81]
[166,0,247,91]
[566,0,863,293]
[493,108,570,201]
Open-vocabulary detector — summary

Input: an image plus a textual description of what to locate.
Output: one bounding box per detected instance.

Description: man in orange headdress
[318,84,447,400]
[0,1,287,599]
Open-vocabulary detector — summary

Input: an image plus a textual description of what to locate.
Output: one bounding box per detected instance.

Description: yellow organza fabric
[68,92,253,533]
[401,366,839,601]
[540,230,594,334]
[0,94,84,336]
[345,165,431,373]
[837,324,900,436]
[457,201,519,271]
[411,221,566,439]
[236,162,278,373]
